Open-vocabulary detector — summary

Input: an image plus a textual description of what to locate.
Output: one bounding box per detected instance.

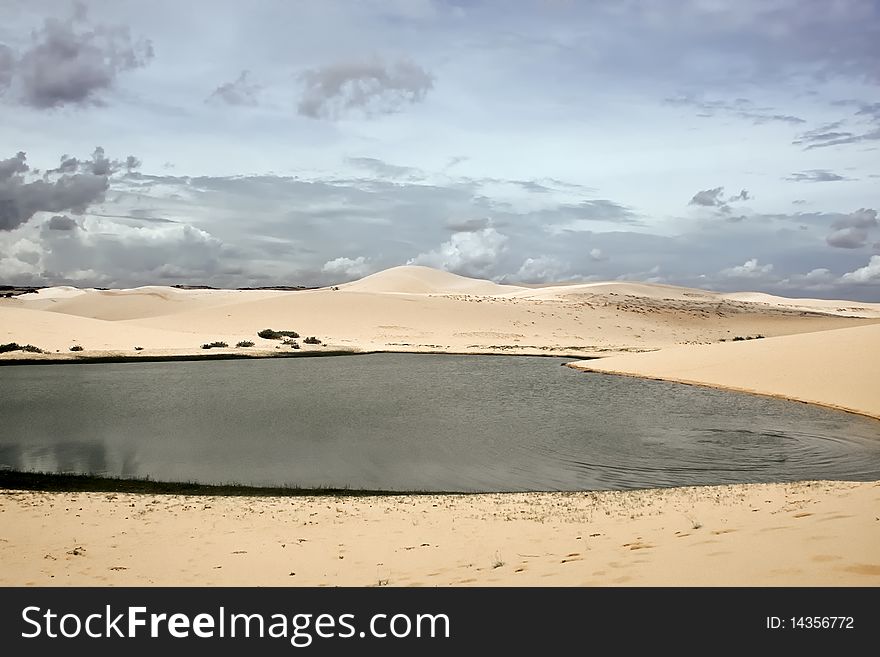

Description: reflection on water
[1,354,878,492]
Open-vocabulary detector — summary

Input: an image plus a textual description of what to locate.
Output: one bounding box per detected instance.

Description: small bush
[236,340,255,348]
[303,336,321,345]
[257,328,300,340]
[134,346,144,351]
[201,341,228,349]
[69,345,84,352]
[0,342,43,354]
[732,336,745,341]
[283,339,300,349]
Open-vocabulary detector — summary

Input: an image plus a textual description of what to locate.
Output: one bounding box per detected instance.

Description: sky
[0,0,879,300]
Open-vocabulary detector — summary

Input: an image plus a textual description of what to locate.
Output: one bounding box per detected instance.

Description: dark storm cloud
[207,70,261,106]
[0,148,139,231]
[298,58,433,119]
[664,96,804,124]
[47,214,78,230]
[785,169,849,182]
[9,6,153,108]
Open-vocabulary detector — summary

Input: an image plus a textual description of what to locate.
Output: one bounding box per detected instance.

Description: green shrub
[257,328,300,339]
[236,340,255,348]
[0,342,43,354]
[69,345,84,351]
[201,341,229,349]
[303,336,321,345]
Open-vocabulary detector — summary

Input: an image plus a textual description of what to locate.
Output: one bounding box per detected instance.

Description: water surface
[1,354,878,491]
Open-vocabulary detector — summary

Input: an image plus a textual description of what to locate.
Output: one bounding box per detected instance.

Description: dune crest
[340,265,524,295]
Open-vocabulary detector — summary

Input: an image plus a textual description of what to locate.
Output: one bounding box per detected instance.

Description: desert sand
[1,265,879,586]
[2,481,878,586]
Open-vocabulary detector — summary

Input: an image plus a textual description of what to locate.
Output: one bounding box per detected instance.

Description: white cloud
[720,258,774,278]
[321,256,373,280]
[408,227,507,278]
[513,255,568,283]
[589,248,606,261]
[841,255,880,283]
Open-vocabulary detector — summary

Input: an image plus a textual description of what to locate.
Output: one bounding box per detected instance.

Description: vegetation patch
[257,328,300,340]
[303,336,322,345]
[201,341,229,349]
[0,342,43,354]
[236,340,255,348]
[69,345,84,352]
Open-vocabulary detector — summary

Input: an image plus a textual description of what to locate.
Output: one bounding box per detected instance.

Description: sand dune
[340,265,523,295]
[4,266,877,363]
[569,324,880,419]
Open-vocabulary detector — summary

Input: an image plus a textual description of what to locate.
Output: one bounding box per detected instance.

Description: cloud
[347,157,422,180]
[832,208,878,230]
[827,227,870,248]
[0,148,135,231]
[443,217,490,233]
[689,186,725,207]
[589,248,606,261]
[785,169,849,182]
[0,44,13,91]
[207,70,261,106]
[795,103,880,150]
[298,57,433,119]
[0,151,29,180]
[9,6,153,108]
[408,226,507,278]
[665,96,804,124]
[46,214,79,231]
[826,208,878,248]
[321,256,373,280]
[841,255,880,283]
[545,199,640,231]
[512,255,569,283]
[720,258,773,278]
[688,186,752,214]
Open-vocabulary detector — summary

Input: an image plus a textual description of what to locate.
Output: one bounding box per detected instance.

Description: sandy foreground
[1,265,879,586]
[2,482,878,586]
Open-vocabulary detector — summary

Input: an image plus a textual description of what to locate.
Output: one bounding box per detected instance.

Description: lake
[1,353,878,492]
